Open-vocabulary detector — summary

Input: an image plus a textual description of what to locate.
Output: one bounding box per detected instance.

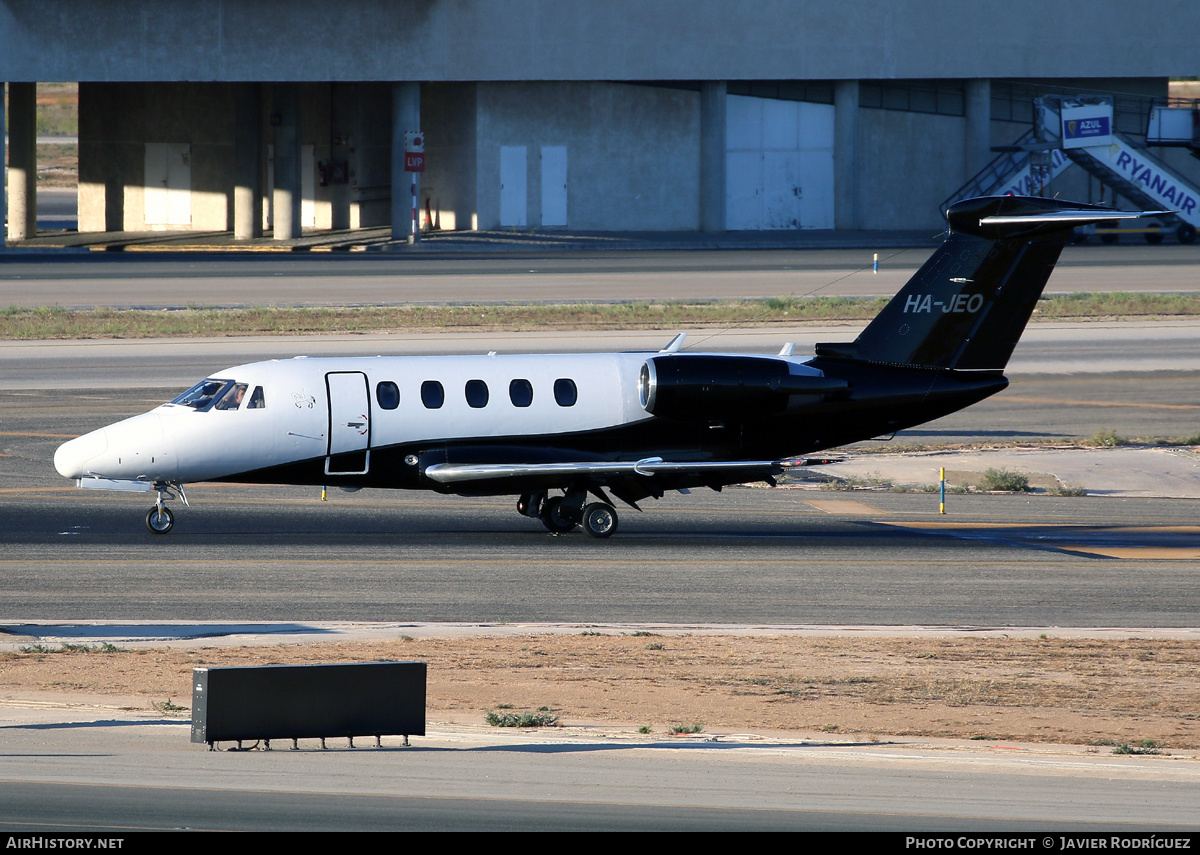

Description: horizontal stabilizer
[980,208,1170,227]
[948,196,1172,239]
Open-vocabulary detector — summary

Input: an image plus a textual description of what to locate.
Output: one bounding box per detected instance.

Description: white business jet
[54,196,1160,538]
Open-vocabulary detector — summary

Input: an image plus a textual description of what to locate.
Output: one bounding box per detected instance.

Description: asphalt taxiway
[3,254,1199,829]
[3,242,1200,308]
[2,711,1198,832]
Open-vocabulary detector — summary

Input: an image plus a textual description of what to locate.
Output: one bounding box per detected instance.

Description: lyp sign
[404,132,425,172]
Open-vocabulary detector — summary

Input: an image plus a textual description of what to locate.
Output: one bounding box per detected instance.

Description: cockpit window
[247,386,266,409]
[213,383,248,411]
[169,379,232,412]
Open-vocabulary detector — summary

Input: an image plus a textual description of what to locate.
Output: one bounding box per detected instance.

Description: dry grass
[3,634,1199,748]
[0,300,886,339]
[5,292,1200,340]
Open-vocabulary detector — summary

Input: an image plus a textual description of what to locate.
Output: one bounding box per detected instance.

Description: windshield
[169,379,232,412]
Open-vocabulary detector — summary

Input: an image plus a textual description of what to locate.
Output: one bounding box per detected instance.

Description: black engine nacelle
[639,355,847,420]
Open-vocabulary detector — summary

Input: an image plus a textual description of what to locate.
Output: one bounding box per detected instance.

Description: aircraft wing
[422,457,792,485]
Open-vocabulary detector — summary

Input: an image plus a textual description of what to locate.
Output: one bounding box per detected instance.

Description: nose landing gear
[146,505,174,534]
[145,481,188,535]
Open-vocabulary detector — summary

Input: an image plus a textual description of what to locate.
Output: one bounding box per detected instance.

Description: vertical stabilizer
[815,196,1164,371]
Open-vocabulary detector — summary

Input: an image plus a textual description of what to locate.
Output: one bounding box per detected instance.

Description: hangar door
[144,143,192,227]
[726,96,834,230]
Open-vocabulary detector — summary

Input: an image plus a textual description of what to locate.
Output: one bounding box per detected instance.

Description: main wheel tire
[1178,223,1197,245]
[540,496,578,533]
[581,502,619,539]
[146,506,174,534]
[1145,231,1165,245]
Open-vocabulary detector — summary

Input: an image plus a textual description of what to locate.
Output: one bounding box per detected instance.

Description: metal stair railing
[939,129,1035,213]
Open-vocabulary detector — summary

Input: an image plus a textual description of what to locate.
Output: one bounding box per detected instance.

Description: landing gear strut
[145,481,187,535]
[528,490,619,537]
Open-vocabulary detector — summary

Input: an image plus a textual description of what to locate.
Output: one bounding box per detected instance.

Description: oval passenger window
[553,378,577,407]
[421,380,445,409]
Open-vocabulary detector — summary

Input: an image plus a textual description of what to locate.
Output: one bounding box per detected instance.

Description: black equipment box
[191,661,426,745]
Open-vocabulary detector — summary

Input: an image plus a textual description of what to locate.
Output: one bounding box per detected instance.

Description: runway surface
[2,243,1199,307]
[4,255,1200,829]
[3,321,1200,625]
[2,714,1198,832]
[5,378,1200,627]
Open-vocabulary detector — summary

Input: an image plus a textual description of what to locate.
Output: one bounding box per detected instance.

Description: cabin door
[325,371,371,475]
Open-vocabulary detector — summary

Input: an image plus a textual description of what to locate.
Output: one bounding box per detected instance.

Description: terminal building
[3,0,1199,243]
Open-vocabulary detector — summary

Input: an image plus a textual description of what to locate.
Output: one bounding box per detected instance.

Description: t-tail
[815,196,1168,371]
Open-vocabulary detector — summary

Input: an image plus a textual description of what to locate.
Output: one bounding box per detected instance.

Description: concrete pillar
[234,84,263,240]
[834,80,860,231]
[964,78,992,183]
[391,81,420,243]
[330,83,354,231]
[272,84,302,241]
[699,80,727,233]
[1,82,6,247]
[7,82,37,242]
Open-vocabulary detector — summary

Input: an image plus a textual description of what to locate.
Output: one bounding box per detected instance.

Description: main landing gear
[518,492,620,538]
[145,481,187,535]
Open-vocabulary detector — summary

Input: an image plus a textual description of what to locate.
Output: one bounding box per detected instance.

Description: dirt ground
[2,632,1198,753]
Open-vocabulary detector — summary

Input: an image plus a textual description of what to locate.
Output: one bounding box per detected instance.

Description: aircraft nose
[54,428,109,479]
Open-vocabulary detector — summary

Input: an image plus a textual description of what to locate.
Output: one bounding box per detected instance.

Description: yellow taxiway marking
[1057,547,1200,559]
[0,431,79,438]
[1001,396,1200,410]
[0,487,87,494]
[883,521,1200,560]
[893,522,1200,534]
[803,499,887,515]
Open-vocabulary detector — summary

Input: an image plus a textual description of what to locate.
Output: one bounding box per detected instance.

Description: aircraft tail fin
[815,196,1167,371]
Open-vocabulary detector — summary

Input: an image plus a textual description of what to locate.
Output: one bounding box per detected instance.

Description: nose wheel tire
[146,506,174,534]
[581,502,619,539]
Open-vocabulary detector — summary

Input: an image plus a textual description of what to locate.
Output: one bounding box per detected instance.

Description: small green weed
[637,725,652,734]
[1086,427,1127,447]
[1112,739,1164,755]
[153,698,188,715]
[485,709,560,728]
[977,468,1030,492]
[668,722,704,734]
[18,642,121,654]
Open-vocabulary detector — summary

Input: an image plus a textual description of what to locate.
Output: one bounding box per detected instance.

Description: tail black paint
[816,196,1162,371]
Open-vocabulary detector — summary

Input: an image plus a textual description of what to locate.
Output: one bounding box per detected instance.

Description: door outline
[325,371,371,476]
[541,145,567,227]
[500,145,527,227]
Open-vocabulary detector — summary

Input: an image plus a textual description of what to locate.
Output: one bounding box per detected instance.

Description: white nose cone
[55,429,109,479]
[54,411,174,482]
